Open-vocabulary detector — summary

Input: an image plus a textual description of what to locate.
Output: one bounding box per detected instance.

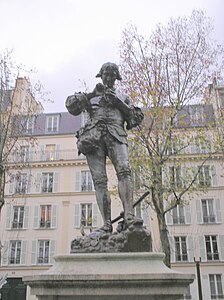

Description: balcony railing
[203,215,216,223]
[7,149,86,164]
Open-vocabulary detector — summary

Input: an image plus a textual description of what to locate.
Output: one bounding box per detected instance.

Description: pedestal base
[23,252,194,300]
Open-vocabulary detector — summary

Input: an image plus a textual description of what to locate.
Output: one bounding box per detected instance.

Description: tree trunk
[0,165,5,212]
[157,213,171,267]
[152,165,171,268]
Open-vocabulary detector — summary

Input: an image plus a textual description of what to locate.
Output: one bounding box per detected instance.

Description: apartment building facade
[165,79,224,300]
[0,110,134,300]
[0,79,224,300]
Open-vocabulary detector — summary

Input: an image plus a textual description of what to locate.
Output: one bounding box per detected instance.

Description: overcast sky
[0,0,223,112]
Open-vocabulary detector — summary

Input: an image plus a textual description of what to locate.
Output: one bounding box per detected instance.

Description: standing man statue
[66,62,144,233]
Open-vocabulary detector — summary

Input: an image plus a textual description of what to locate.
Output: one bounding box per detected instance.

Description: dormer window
[26,115,35,134]
[46,115,60,133]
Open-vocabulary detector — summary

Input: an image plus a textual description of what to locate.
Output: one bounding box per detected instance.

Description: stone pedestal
[23,252,194,300]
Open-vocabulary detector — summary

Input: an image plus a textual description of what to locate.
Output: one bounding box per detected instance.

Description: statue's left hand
[105,88,115,95]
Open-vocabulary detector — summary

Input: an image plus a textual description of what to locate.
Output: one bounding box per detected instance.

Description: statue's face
[101,69,117,88]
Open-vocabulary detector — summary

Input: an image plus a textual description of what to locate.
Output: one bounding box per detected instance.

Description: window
[33,205,57,229]
[45,144,56,161]
[173,205,185,224]
[20,146,29,162]
[194,138,211,154]
[26,115,35,134]
[189,106,205,126]
[81,171,93,192]
[81,204,93,226]
[12,206,24,229]
[205,235,219,261]
[167,137,185,155]
[74,203,98,228]
[42,172,54,193]
[169,166,182,188]
[31,240,55,265]
[202,199,215,223]
[37,240,50,264]
[209,274,224,299]
[40,144,60,161]
[174,236,188,262]
[46,115,59,132]
[6,206,29,230]
[15,173,28,194]
[36,172,59,194]
[196,199,221,224]
[198,165,211,187]
[40,205,51,228]
[194,165,217,187]
[9,240,21,264]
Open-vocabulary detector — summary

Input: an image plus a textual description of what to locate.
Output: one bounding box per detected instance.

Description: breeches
[86,134,131,187]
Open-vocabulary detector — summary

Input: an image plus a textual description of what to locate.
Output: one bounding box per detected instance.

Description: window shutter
[55,144,60,160]
[33,206,39,229]
[187,236,194,262]
[185,204,191,224]
[40,145,45,161]
[29,147,34,162]
[74,204,80,228]
[142,205,148,226]
[199,236,206,262]
[35,173,42,193]
[164,201,172,225]
[53,172,59,192]
[6,205,12,229]
[9,175,15,194]
[215,199,222,223]
[162,166,169,187]
[91,176,95,191]
[31,240,37,265]
[169,236,175,263]
[211,165,218,186]
[196,200,202,224]
[192,166,198,187]
[218,235,224,261]
[26,174,31,194]
[202,275,210,300]
[181,167,186,187]
[75,171,81,192]
[23,206,29,229]
[21,241,27,264]
[92,203,98,227]
[191,140,196,154]
[222,275,224,299]
[51,205,57,228]
[50,240,56,264]
[2,241,9,265]
[166,210,173,225]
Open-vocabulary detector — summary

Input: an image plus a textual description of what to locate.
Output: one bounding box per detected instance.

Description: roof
[32,103,215,138]
[0,90,13,112]
[175,104,215,128]
[143,103,216,129]
[33,112,82,136]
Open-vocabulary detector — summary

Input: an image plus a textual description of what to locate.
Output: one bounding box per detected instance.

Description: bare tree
[119,10,224,267]
[0,50,43,212]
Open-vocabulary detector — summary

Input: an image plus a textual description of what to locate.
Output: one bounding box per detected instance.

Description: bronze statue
[66,62,144,233]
